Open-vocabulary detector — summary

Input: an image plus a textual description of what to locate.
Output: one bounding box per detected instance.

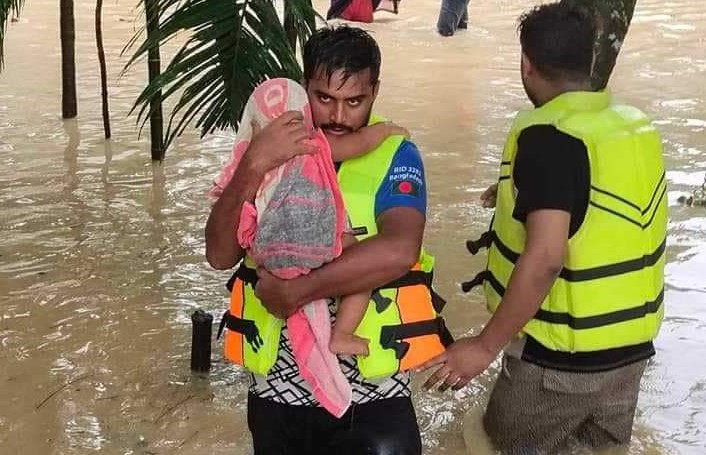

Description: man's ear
[521,53,533,79]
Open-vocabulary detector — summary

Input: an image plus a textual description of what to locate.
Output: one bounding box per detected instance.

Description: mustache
[320,123,354,133]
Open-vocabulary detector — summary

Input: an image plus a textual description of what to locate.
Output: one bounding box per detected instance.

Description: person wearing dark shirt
[419,3,667,454]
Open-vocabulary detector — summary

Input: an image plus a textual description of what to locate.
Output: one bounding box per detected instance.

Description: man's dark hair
[303,26,381,86]
[518,2,596,82]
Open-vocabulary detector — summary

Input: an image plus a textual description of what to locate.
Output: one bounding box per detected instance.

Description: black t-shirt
[511,125,654,372]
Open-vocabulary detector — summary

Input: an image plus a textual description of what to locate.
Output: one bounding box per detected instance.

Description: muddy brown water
[1,0,705,453]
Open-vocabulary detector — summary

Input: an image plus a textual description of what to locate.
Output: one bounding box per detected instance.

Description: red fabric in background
[340,0,374,23]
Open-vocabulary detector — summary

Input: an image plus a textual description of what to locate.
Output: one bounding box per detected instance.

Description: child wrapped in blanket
[210,78,408,416]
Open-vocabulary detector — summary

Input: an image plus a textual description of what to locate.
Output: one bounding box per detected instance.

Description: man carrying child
[206,25,449,455]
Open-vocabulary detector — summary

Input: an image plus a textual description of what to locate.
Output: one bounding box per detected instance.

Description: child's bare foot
[330,332,369,356]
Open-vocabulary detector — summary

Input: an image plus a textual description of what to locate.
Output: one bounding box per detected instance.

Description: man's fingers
[481,183,498,199]
[274,110,304,125]
[451,377,472,391]
[289,125,313,143]
[480,184,497,208]
[416,353,447,372]
[289,139,318,157]
[481,198,495,208]
[294,143,319,156]
[423,364,450,390]
[438,373,461,392]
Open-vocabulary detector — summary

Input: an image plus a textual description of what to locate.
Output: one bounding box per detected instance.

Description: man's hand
[254,268,305,319]
[242,111,318,176]
[480,183,498,208]
[417,337,498,392]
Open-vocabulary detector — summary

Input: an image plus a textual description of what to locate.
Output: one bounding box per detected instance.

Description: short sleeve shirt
[509,124,655,372]
[248,139,429,405]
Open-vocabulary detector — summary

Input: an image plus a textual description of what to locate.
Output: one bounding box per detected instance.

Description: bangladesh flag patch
[393,180,420,197]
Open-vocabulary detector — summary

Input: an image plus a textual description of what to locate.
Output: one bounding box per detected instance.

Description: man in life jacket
[419,3,666,454]
[206,25,450,455]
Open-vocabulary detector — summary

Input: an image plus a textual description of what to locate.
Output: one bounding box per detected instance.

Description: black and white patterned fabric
[248,299,410,405]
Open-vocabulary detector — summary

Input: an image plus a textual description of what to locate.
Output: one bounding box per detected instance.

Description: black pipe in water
[190,309,213,373]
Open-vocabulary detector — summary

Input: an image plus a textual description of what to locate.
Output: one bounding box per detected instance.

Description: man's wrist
[476,328,506,357]
[239,150,267,181]
[291,273,316,307]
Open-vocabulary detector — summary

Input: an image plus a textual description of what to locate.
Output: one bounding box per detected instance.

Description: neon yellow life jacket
[218,115,450,378]
[464,91,667,352]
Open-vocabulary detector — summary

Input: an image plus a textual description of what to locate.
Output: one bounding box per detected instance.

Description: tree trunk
[562,0,638,90]
[60,0,78,119]
[96,0,111,138]
[145,0,164,160]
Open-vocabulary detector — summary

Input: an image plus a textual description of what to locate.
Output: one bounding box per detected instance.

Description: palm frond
[284,0,318,53]
[126,0,318,151]
[0,0,25,69]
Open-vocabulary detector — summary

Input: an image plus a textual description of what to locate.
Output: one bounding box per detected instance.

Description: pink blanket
[210,78,352,418]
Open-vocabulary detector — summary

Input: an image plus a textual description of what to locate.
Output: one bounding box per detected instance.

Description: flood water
[1,0,704,453]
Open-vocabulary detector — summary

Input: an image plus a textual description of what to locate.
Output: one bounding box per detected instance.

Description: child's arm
[327,122,410,162]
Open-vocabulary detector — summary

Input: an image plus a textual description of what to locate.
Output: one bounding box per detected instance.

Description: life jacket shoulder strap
[226,264,258,291]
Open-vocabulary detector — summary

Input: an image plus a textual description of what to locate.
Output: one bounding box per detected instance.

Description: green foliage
[125,0,318,151]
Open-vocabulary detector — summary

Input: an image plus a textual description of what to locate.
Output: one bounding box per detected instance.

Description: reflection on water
[1,0,705,453]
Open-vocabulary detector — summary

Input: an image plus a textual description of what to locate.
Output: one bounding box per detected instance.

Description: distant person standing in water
[437,0,470,36]
[420,3,667,454]
[327,0,400,23]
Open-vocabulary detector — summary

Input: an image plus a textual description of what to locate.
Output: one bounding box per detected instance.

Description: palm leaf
[284,0,317,53]
[0,0,25,69]
[125,0,318,151]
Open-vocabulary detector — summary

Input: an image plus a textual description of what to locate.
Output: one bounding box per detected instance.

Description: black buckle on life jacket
[226,264,258,292]
[430,288,447,314]
[379,317,450,359]
[351,226,368,237]
[217,310,264,352]
[371,290,393,313]
[461,270,490,293]
[466,231,493,255]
